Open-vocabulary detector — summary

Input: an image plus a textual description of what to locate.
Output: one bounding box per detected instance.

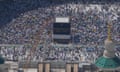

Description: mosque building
[95,23,120,72]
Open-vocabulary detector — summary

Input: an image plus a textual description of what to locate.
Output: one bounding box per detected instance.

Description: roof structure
[95,56,120,69]
[0,56,5,64]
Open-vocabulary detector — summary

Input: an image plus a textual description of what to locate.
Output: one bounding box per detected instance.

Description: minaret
[103,23,115,58]
[95,22,120,72]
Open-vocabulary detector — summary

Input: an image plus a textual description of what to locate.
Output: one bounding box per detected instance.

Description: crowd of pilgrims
[0,45,120,63]
[0,0,120,62]
[0,45,107,62]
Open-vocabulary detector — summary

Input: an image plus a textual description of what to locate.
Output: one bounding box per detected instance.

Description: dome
[95,56,120,70]
[0,55,5,64]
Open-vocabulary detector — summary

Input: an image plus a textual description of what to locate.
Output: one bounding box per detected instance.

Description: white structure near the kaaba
[95,23,120,72]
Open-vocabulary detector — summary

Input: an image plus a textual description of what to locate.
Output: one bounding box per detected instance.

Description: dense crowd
[0,45,102,62]
[0,1,120,62]
[0,45,120,63]
[0,2,120,45]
